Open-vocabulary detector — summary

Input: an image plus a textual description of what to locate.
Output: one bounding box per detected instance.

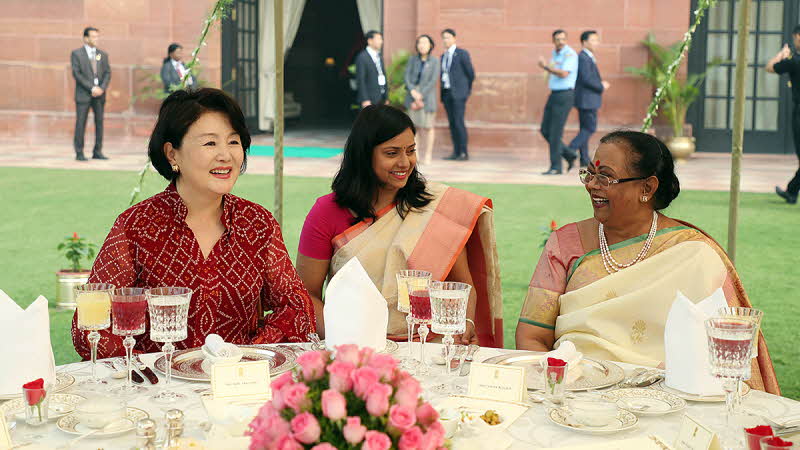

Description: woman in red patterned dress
[71,88,316,360]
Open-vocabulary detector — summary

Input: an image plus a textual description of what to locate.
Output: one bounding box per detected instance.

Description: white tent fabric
[356,0,383,34]
[258,0,307,131]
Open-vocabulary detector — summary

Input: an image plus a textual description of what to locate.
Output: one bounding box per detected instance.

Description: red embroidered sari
[71,184,316,360]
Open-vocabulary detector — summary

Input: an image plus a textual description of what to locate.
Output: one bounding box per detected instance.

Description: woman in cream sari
[515,130,780,394]
[297,105,503,347]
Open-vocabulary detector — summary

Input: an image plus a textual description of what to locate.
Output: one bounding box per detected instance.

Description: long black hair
[599,130,681,210]
[332,105,432,224]
[163,43,182,64]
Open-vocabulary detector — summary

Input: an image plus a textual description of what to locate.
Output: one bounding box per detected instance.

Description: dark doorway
[688,0,797,153]
[221,0,260,131]
[284,0,365,127]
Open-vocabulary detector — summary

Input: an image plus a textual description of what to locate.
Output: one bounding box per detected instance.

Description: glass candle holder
[744,425,774,450]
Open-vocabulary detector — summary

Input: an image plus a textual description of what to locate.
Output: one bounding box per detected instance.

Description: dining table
[3,342,798,449]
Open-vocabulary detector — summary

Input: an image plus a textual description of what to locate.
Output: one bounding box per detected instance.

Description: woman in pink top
[297,105,503,347]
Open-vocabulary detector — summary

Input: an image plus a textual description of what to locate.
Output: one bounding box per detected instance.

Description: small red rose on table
[761,436,794,449]
[23,378,47,422]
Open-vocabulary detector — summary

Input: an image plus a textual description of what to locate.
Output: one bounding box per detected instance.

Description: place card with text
[467,362,526,402]
[674,414,721,450]
[211,360,271,400]
[0,413,12,448]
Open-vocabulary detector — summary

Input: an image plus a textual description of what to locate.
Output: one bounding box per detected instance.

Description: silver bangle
[466,318,475,328]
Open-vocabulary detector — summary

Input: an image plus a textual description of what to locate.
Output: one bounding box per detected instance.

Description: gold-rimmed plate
[481,352,625,391]
[0,393,86,420]
[653,380,751,402]
[0,373,76,400]
[547,406,638,435]
[154,345,297,382]
[57,407,148,438]
[602,388,686,416]
[310,339,399,354]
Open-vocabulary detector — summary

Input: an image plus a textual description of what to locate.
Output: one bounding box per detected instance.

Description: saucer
[602,388,686,416]
[547,406,638,435]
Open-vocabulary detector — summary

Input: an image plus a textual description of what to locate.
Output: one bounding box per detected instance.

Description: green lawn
[1,167,797,398]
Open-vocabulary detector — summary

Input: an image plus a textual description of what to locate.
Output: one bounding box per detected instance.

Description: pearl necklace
[599,211,658,274]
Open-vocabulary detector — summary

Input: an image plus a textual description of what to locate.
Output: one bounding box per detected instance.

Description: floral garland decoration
[128,0,234,206]
[640,0,718,132]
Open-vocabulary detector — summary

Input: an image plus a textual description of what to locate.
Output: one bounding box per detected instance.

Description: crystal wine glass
[716,306,763,414]
[705,317,757,449]
[396,270,431,371]
[74,283,115,390]
[146,287,192,404]
[429,281,471,394]
[408,278,433,375]
[110,287,149,396]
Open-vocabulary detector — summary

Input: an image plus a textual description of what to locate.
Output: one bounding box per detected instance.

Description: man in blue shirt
[538,29,578,175]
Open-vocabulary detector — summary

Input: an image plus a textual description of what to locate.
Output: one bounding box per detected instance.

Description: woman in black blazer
[404,35,440,165]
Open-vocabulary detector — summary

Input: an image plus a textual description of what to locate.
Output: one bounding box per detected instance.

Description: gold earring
[641,196,648,202]
[172,164,179,173]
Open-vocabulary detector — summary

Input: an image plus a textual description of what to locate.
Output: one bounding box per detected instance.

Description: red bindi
[594,160,600,167]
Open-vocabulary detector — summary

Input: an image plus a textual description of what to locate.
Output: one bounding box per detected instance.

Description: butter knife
[133,355,160,384]
[459,344,480,376]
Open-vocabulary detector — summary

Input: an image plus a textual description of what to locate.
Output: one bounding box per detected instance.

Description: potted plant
[626,32,723,162]
[347,50,411,111]
[55,233,98,310]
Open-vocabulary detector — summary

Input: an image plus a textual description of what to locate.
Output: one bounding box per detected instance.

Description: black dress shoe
[443,153,459,161]
[92,153,109,160]
[775,186,798,204]
[456,154,469,161]
[565,157,575,172]
[75,153,88,161]
[541,169,562,175]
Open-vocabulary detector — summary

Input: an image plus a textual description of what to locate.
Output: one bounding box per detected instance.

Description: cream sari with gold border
[329,182,504,347]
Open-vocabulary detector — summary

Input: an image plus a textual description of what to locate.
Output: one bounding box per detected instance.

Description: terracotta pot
[55,270,90,310]
[665,136,696,163]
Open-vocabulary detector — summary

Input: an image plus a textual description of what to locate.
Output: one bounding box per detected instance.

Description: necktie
[446,51,453,73]
[90,49,97,75]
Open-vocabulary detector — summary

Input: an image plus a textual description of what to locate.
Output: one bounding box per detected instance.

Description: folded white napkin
[205,334,238,358]
[541,340,583,383]
[323,257,388,351]
[664,288,727,396]
[0,290,56,396]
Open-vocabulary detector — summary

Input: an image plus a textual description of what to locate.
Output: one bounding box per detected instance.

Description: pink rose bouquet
[247,345,448,449]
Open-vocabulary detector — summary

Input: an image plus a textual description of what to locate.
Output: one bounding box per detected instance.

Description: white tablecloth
[6,343,798,449]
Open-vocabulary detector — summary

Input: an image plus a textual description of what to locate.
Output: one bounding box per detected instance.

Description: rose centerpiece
[247,345,448,450]
[22,378,49,425]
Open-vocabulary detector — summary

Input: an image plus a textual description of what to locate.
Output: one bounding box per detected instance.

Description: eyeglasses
[578,168,649,188]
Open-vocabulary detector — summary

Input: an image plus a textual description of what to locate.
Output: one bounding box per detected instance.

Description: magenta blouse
[298,193,356,260]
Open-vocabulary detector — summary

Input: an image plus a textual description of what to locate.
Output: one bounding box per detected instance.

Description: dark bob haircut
[147,88,251,182]
[599,130,681,210]
[580,30,597,43]
[552,29,567,39]
[442,28,456,37]
[416,34,435,57]
[332,105,431,224]
[83,27,98,37]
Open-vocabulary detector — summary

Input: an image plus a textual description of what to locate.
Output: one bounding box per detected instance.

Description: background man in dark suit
[71,27,111,161]
[355,30,387,108]
[568,30,610,168]
[440,28,475,161]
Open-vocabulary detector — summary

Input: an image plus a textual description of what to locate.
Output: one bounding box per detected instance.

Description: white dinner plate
[601,388,686,416]
[0,393,85,420]
[653,380,751,402]
[547,406,638,435]
[0,373,76,400]
[56,407,148,438]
